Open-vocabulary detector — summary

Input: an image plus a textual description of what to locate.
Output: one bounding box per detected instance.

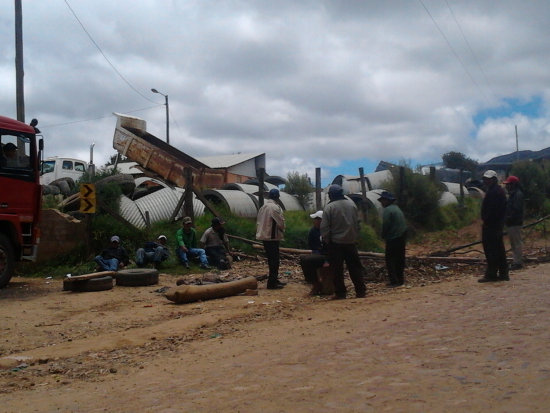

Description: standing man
[378,191,408,287]
[503,175,524,270]
[320,184,366,299]
[200,217,232,269]
[479,170,509,282]
[299,210,327,294]
[256,188,286,289]
[94,235,129,271]
[176,216,210,269]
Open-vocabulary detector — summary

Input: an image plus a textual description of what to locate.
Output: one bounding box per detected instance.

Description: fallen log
[165,276,258,304]
[63,271,116,282]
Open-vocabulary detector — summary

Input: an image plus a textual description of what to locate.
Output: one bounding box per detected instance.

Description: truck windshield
[41,160,55,174]
[0,133,32,171]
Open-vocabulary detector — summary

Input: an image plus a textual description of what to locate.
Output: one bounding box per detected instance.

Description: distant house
[197,153,266,183]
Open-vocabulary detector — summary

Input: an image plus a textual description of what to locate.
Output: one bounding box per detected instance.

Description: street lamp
[151,88,169,145]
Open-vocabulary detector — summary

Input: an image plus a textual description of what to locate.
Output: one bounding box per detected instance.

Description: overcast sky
[1,0,549,182]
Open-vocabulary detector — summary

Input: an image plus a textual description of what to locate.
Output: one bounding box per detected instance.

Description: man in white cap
[94,235,129,271]
[299,210,327,294]
[479,170,508,282]
[136,235,170,269]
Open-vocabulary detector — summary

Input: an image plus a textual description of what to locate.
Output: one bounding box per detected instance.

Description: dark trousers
[482,226,508,279]
[263,241,280,284]
[327,243,365,297]
[300,254,326,283]
[385,233,406,285]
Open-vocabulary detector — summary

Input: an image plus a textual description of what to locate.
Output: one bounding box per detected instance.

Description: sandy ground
[1,246,549,412]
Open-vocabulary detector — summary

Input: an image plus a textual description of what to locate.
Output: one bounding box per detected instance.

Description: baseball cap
[378,191,396,202]
[110,235,120,243]
[183,216,192,224]
[212,217,226,226]
[503,175,519,184]
[482,170,497,179]
[158,235,167,240]
[268,188,280,199]
[309,211,323,219]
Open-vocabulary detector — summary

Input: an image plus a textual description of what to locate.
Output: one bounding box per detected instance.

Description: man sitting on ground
[94,235,130,271]
[200,217,232,270]
[299,211,328,294]
[175,216,210,269]
[136,235,170,269]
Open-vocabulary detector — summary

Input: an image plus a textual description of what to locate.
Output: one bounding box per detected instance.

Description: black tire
[51,179,71,196]
[116,268,159,286]
[0,233,15,289]
[42,184,61,196]
[68,276,114,292]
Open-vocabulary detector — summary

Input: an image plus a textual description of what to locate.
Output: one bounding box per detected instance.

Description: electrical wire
[63,0,157,104]
[42,105,162,128]
[418,0,490,104]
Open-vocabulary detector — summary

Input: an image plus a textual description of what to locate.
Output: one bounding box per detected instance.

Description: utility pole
[515,125,519,161]
[14,0,25,122]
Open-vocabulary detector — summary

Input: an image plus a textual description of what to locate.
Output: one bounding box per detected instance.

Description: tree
[442,151,478,175]
[283,171,313,209]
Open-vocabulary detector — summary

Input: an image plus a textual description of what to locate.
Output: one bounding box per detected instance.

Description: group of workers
[94,216,232,272]
[94,173,524,296]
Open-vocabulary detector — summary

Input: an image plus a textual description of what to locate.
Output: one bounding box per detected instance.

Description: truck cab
[40,156,87,185]
[0,115,42,287]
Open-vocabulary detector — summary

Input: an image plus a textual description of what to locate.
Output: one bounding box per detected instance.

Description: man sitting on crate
[94,235,130,271]
[136,235,170,269]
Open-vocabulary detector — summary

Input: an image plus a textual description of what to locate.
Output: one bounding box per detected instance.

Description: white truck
[40,156,88,185]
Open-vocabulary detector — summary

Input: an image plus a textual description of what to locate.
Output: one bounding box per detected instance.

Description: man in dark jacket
[320,185,366,299]
[479,170,508,282]
[94,235,130,271]
[299,210,328,294]
[136,235,170,269]
[503,175,524,270]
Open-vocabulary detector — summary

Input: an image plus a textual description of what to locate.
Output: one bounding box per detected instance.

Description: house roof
[197,153,264,168]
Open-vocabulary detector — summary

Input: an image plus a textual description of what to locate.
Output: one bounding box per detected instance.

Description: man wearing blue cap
[320,184,366,299]
[378,191,408,287]
[256,188,286,289]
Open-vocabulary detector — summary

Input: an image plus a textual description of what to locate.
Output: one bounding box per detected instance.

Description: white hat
[309,210,323,219]
[158,235,167,240]
[482,170,498,179]
[110,235,120,243]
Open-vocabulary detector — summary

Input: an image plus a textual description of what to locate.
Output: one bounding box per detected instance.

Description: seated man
[176,216,210,269]
[94,235,129,271]
[200,217,232,270]
[136,235,170,269]
[299,211,328,294]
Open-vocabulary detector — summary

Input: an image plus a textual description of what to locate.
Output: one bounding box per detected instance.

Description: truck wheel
[68,276,114,292]
[116,268,159,286]
[0,234,15,289]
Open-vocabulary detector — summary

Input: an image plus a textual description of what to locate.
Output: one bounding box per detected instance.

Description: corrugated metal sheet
[119,188,204,229]
[441,182,467,197]
[438,191,458,206]
[203,189,259,218]
[221,183,260,194]
[278,192,304,211]
[331,170,393,193]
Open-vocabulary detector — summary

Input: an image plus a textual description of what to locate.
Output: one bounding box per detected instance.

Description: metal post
[14,0,25,122]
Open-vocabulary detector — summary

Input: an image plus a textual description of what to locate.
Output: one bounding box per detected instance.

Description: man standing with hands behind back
[256,188,286,290]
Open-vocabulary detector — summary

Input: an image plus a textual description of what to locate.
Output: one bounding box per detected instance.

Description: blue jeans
[136,246,169,267]
[94,256,119,271]
[176,247,208,265]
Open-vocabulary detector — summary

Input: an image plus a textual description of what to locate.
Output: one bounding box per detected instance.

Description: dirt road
[1,260,549,412]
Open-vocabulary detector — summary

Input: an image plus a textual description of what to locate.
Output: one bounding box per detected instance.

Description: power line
[63,0,157,104]
[444,0,496,100]
[42,105,161,128]
[417,0,490,104]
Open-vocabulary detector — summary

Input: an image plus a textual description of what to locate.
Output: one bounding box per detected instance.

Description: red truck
[0,115,42,287]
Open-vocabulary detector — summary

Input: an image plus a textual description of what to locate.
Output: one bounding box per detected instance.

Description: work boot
[510,263,523,270]
[200,263,211,270]
[267,282,284,290]
[478,276,498,283]
[184,262,190,269]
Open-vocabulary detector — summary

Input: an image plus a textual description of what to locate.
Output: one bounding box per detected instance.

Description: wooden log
[64,271,116,282]
[165,276,258,304]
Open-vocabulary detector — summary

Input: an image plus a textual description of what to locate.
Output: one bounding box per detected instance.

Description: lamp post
[151,88,169,145]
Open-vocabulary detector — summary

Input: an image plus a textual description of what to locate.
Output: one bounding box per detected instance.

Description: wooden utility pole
[184,167,194,219]
[258,168,265,207]
[315,167,321,210]
[14,0,25,122]
[358,167,368,224]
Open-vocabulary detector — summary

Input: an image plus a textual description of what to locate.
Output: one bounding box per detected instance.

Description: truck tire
[51,179,72,196]
[116,268,159,286]
[0,234,15,288]
[68,276,114,292]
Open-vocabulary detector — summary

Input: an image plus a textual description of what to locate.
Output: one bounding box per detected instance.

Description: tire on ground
[116,268,159,286]
[0,233,15,288]
[42,184,61,196]
[51,179,72,196]
[68,276,114,292]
